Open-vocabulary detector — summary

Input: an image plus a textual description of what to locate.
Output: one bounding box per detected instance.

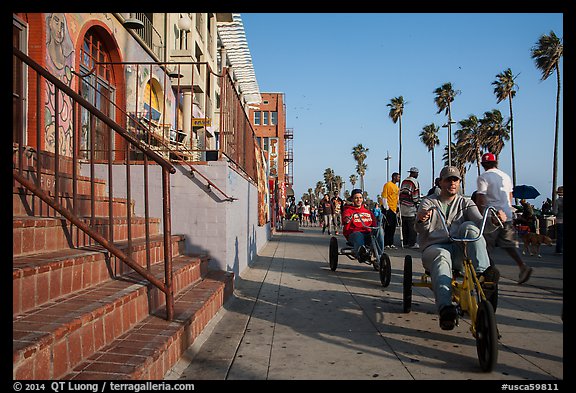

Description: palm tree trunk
[509,96,517,205]
[552,64,561,210]
[431,149,435,187]
[447,102,453,166]
[398,117,403,176]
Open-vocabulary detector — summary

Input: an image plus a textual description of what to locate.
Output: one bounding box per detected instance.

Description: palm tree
[355,162,368,195]
[314,181,325,201]
[531,30,563,208]
[455,115,484,176]
[349,174,357,188]
[442,142,469,194]
[333,175,344,196]
[492,68,520,198]
[480,109,510,157]
[307,187,315,205]
[434,82,460,166]
[323,168,335,196]
[387,96,405,175]
[351,144,369,191]
[419,123,440,186]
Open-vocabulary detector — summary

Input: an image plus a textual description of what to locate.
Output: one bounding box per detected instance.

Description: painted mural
[45,13,75,157]
[255,146,270,226]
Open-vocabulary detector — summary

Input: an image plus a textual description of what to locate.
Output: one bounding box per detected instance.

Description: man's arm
[381,184,389,210]
[476,193,507,223]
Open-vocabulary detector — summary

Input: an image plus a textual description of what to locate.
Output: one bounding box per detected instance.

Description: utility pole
[384,151,391,180]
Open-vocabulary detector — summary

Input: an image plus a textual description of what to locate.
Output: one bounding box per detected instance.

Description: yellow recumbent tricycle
[402,205,502,372]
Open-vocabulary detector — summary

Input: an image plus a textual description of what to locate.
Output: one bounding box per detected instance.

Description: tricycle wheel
[379,253,392,287]
[403,255,413,313]
[476,300,499,372]
[329,236,339,271]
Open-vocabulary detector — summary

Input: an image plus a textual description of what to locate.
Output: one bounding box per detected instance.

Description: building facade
[13,11,269,281]
[248,92,293,228]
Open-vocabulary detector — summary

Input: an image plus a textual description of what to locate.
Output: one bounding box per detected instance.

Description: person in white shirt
[475,153,533,284]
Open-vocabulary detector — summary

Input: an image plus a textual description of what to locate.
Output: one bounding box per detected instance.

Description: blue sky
[241,13,563,208]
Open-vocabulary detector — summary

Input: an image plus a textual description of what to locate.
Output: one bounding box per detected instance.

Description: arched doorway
[79,28,117,160]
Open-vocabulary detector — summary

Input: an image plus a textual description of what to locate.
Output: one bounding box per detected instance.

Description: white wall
[82,160,270,283]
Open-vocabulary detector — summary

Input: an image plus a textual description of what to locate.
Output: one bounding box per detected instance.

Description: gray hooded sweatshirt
[414,194,488,251]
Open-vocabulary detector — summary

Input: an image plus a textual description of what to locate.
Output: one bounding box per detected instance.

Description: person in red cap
[475,152,533,284]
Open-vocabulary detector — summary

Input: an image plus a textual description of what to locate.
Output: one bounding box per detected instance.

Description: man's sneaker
[384,245,391,249]
[518,265,533,284]
[409,243,420,249]
[480,266,500,312]
[439,305,458,330]
[389,244,397,249]
[357,245,369,262]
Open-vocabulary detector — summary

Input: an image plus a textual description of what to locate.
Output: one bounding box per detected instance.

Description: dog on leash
[522,233,553,257]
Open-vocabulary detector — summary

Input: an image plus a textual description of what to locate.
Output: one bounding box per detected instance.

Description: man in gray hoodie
[415,166,504,330]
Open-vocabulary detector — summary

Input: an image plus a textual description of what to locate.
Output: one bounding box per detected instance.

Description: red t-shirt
[342,204,376,238]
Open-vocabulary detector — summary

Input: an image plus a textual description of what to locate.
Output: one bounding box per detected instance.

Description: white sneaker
[389,244,397,249]
[409,243,420,249]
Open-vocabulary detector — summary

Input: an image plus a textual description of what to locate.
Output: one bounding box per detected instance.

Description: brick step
[13,216,162,257]
[63,270,234,380]
[13,187,133,219]
[13,233,187,316]
[14,166,108,198]
[13,253,212,380]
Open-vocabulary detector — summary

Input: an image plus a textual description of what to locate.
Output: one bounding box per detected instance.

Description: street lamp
[384,151,391,180]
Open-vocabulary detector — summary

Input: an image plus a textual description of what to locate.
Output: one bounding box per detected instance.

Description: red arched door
[79,29,116,161]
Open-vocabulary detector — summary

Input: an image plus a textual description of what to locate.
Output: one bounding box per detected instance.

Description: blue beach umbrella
[513,185,540,200]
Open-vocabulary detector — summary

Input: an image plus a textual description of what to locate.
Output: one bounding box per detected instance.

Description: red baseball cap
[481,153,497,163]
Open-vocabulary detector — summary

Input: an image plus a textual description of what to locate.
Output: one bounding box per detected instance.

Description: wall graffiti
[45,13,75,157]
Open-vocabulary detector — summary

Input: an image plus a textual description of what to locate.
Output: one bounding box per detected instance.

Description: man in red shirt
[342,189,384,262]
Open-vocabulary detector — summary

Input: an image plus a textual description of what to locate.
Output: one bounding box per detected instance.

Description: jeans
[421,221,490,313]
[348,228,385,258]
[322,214,334,233]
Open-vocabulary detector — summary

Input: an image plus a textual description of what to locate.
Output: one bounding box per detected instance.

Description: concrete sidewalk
[165,226,564,380]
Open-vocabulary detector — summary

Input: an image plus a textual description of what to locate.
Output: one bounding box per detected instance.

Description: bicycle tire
[379,253,391,287]
[329,236,338,271]
[403,255,413,313]
[476,300,499,372]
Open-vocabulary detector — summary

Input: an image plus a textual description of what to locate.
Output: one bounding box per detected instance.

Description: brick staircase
[13,153,234,380]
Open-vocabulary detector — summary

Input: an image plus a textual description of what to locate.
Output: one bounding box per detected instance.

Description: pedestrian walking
[381,172,400,249]
[319,194,335,235]
[475,152,533,284]
[331,193,344,235]
[302,201,311,227]
[399,167,421,248]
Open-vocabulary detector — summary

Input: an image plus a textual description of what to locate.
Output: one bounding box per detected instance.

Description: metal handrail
[13,48,176,174]
[73,59,237,202]
[13,47,176,320]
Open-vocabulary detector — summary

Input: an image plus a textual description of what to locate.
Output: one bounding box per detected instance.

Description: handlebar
[428,205,503,243]
[350,212,381,230]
